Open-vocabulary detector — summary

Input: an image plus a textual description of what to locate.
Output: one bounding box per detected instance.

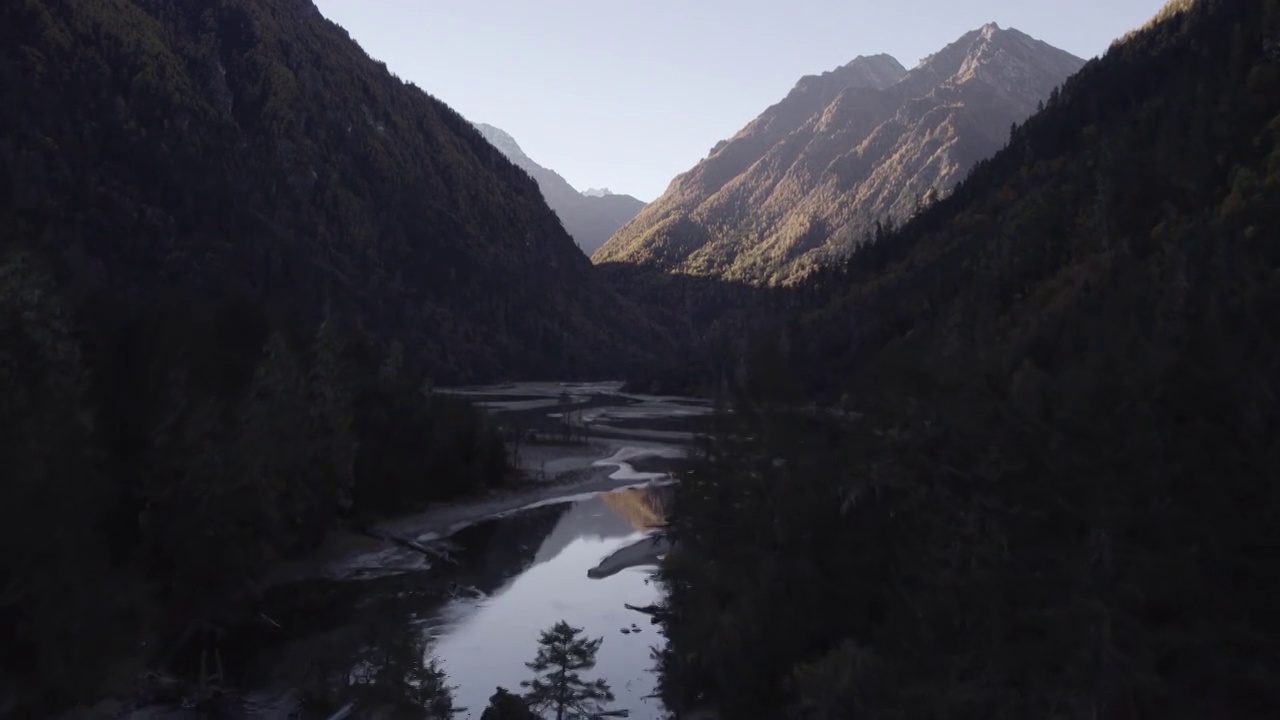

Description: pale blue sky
[315,0,1169,201]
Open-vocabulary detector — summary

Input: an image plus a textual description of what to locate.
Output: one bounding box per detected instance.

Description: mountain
[601,485,673,531]
[0,0,667,384]
[0,0,679,707]
[657,0,1280,717]
[473,123,647,255]
[594,25,1084,284]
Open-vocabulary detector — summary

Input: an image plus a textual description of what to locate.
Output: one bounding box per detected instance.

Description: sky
[314,0,1171,201]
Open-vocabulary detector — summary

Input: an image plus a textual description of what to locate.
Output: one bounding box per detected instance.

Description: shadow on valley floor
[596,262,787,395]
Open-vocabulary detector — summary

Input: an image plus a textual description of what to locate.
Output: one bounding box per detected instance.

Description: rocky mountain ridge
[594,24,1085,284]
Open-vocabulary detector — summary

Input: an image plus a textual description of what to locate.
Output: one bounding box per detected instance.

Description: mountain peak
[594,27,1082,283]
[473,122,530,163]
[795,53,907,95]
[911,24,1085,106]
[472,122,645,255]
[843,53,910,88]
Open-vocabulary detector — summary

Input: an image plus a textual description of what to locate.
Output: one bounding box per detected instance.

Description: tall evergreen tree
[347,632,456,719]
[521,621,614,720]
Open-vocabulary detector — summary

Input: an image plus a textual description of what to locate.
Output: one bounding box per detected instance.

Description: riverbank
[55,448,690,720]
[56,384,704,720]
[265,435,689,587]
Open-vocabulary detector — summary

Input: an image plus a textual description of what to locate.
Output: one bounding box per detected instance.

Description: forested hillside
[0,0,667,383]
[658,0,1280,717]
[594,28,1082,284]
[0,0,666,712]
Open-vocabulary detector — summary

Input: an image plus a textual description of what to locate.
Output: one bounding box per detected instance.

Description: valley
[4,0,1279,718]
[146,384,701,720]
[593,24,1086,284]
[472,125,647,256]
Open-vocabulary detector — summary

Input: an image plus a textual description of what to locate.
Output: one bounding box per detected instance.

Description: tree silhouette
[521,621,614,720]
[481,686,538,720]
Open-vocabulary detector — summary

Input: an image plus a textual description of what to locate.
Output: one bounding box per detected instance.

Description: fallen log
[325,702,356,720]
[623,602,670,625]
[352,527,458,564]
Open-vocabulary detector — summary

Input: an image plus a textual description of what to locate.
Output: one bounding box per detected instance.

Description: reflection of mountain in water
[246,488,680,711]
[530,486,674,565]
[533,497,636,564]
[447,503,574,596]
[584,487,674,580]
[238,507,574,697]
[601,486,673,532]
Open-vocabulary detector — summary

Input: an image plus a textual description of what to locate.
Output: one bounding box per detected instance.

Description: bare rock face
[594,25,1085,285]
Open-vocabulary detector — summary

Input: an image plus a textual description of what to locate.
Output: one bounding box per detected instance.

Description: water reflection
[601,485,673,531]
[258,486,674,719]
[429,486,672,719]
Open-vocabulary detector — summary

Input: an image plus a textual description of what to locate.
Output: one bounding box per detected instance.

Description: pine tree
[306,308,356,522]
[521,621,615,720]
[348,631,456,719]
[0,251,118,696]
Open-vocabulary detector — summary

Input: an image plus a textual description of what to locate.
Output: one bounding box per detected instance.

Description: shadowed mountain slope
[474,123,646,256]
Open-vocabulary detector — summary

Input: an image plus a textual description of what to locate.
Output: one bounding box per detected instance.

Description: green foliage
[598,262,786,396]
[521,621,615,720]
[0,252,137,702]
[0,259,510,711]
[352,380,508,516]
[345,632,456,720]
[1127,0,1199,39]
[0,0,662,708]
[300,625,456,720]
[657,0,1280,717]
[664,384,1280,717]
[0,0,670,385]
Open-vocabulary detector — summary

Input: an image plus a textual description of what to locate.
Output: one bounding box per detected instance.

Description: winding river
[234,382,707,719]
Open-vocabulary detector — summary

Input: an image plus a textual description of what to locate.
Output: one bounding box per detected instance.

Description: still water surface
[238,382,697,720]
[243,484,674,719]
[428,488,670,718]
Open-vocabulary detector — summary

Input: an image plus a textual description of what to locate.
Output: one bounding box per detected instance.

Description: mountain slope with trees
[0,0,669,712]
[0,0,668,384]
[657,0,1280,717]
[594,27,1083,284]
[473,123,647,256]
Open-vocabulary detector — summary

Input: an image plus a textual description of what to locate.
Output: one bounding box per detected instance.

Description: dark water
[244,485,673,719]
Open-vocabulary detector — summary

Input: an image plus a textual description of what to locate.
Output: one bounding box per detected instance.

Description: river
[229,382,707,719]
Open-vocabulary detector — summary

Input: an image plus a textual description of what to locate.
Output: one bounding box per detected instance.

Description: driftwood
[353,527,458,564]
[624,602,664,616]
[624,602,670,625]
[325,702,356,720]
